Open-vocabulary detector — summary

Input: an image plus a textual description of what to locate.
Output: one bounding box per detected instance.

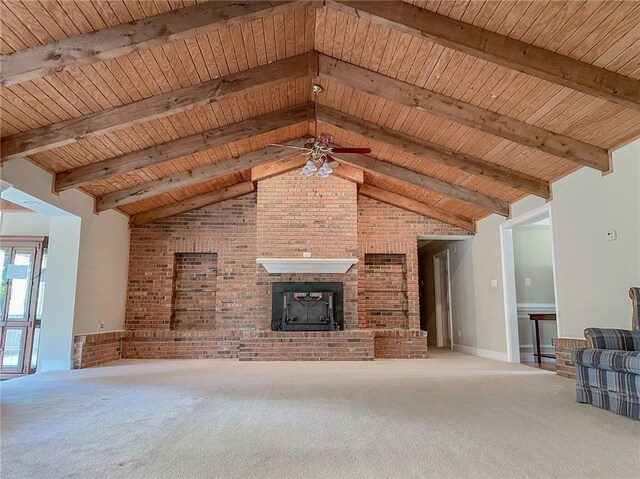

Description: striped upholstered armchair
[571,288,640,420]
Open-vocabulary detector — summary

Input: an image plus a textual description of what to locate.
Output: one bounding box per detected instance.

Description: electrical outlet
[490,279,498,288]
[606,230,617,241]
[525,277,532,287]
[458,330,462,338]
[303,252,312,258]
[97,321,105,330]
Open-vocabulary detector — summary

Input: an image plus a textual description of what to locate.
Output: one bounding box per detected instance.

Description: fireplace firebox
[271,282,344,331]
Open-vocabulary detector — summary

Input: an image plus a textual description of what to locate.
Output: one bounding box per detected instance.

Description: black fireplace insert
[271,282,344,331]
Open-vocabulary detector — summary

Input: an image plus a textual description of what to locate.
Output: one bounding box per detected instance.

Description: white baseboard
[453,344,508,362]
[38,360,72,372]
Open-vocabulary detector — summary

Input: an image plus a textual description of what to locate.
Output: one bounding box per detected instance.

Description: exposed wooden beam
[55,104,309,191]
[0,1,311,87]
[319,54,610,171]
[251,156,308,182]
[129,182,255,227]
[336,151,510,216]
[329,1,640,112]
[250,155,364,184]
[318,106,550,198]
[96,141,306,211]
[333,162,364,185]
[359,184,475,233]
[1,52,313,161]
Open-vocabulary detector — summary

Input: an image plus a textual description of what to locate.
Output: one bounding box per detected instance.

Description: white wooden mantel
[256,258,358,274]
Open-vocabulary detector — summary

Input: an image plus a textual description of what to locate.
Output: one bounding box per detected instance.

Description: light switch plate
[490,279,498,288]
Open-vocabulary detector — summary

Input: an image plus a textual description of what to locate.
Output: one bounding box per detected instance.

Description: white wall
[552,141,640,338]
[0,212,51,236]
[0,159,130,369]
[37,217,81,372]
[513,226,555,304]
[72,208,130,333]
[464,196,546,360]
[443,140,639,360]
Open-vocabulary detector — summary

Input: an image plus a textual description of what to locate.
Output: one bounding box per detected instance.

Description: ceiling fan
[270,84,371,177]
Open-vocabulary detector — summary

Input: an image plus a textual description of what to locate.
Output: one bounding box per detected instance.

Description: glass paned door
[7,250,33,321]
[0,237,47,377]
[2,328,25,370]
[0,247,10,319]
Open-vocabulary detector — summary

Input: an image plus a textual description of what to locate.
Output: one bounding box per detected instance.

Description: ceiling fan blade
[268,143,311,151]
[330,147,371,154]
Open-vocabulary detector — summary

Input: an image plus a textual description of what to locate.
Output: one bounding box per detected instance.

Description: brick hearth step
[237,331,375,361]
[74,329,429,367]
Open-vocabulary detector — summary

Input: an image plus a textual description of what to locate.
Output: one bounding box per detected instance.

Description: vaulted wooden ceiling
[1,0,639,233]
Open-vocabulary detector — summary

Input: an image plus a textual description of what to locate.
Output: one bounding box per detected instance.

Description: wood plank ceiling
[1,0,639,232]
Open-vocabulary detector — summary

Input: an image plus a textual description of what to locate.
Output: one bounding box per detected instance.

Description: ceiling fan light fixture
[318,161,333,175]
[303,159,317,172]
[301,168,314,177]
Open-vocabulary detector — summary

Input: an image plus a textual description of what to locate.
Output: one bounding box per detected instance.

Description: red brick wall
[126,194,259,330]
[552,338,588,379]
[357,196,471,330]
[363,254,408,329]
[255,172,360,328]
[374,330,429,359]
[123,330,240,359]
[73,331,126,369]
[119,330,374,361]
[120,176,473,363]
[256,171,357,258]
[238,331,374,361]
[171,253,218,330]
[74,330,424,363]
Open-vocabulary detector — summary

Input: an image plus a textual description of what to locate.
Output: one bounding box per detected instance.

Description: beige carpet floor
[1,350,638,479]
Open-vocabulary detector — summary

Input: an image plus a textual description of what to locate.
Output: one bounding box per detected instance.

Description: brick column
[552,338,588,379]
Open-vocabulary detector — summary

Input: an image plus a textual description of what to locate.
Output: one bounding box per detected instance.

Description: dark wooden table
[529,313,557,364]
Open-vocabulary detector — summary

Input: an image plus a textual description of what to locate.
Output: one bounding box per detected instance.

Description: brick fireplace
[74,170,471,367]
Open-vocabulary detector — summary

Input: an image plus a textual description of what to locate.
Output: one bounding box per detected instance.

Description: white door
[434,250,453,349]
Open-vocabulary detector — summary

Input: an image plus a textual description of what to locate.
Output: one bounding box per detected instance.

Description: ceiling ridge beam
[328,1,640,112]
[95,140,307,212]
[334,149,510,216]
[1,52,313,161]
[317,105,550,198]
[55,104,309,192]
[318,53,610,172]
[0,1,312,87]
[359,184,475,233]
[129,181,256,227]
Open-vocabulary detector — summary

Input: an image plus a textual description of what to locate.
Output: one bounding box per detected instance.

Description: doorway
[500,204,559,366]
[0,236,47,378]
[417,236,469,350]
[433,250,453,349]
[1,186,80,374]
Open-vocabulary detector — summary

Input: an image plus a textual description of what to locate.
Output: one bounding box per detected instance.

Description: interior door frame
[499,204,560,363]
[433,249,453,350]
